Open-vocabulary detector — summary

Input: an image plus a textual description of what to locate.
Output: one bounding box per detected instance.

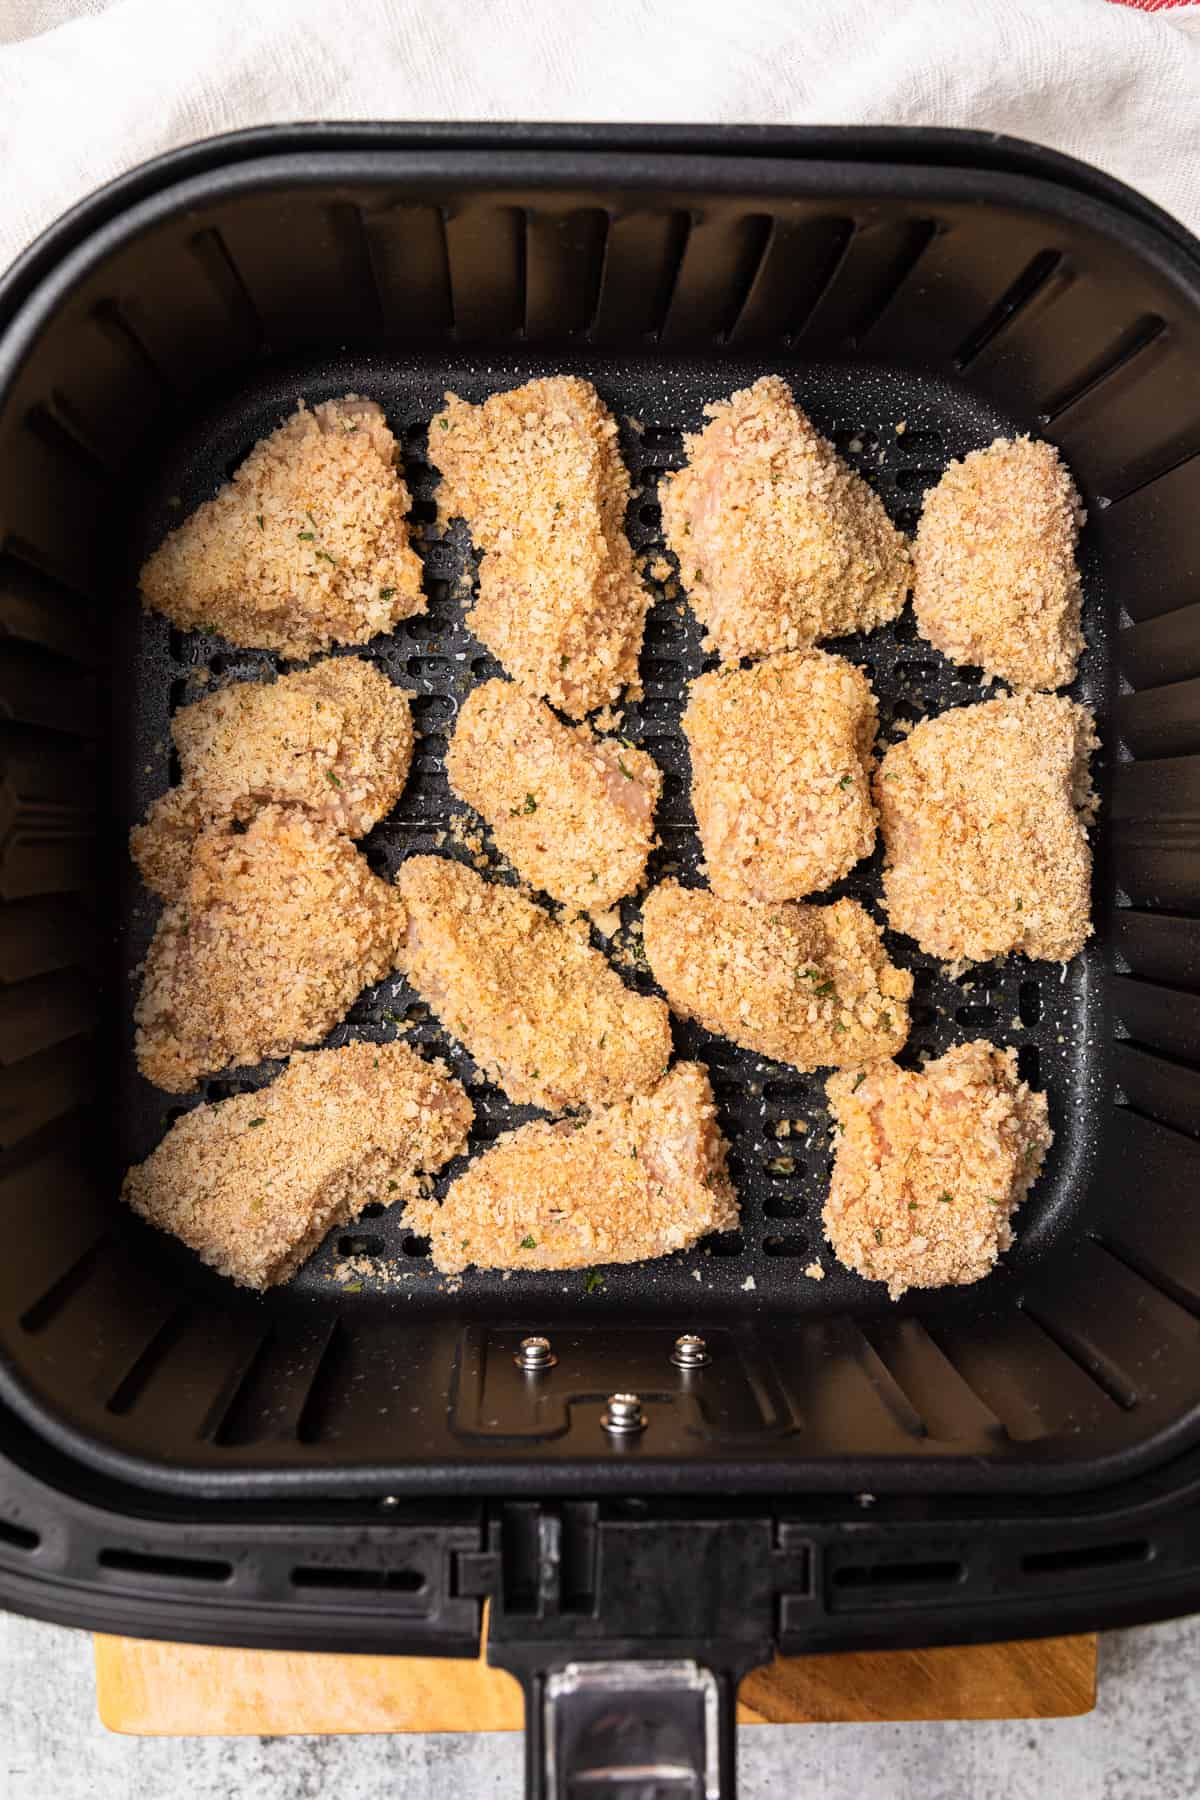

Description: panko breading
[876,693,1098,963]
[824,1041,1052,1299]
[430,378,649,717]
[408,1062,737,1273]
[396,855,671,1112]
[642,883,911,1070]
[445,679,661,913]
[132,658,414,899]
[661,375,910,661]
[684,650,878,902]
[135,806,406,1093]
[123,1043,472,1289]
[913,436,1085,691]
[140,396,425,657]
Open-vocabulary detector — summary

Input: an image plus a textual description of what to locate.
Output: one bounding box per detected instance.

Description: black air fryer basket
[2,125,1200,1797]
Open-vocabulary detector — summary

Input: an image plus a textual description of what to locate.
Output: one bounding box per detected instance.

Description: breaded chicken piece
[430,378,648,717]
[408,1062,736,1273]
[684,650,878,902]
[824,1041,1052,1299]
[445,679,661,913]
[661,375,910,662]
[132,658,414,899]
[642,883,911,1070]
[877,693,1097,963]
[913,436,1085,691]
[140,396,425,657]
[396,855,671,1112]
[135,806,407,1092]
[123,1043,472,1289]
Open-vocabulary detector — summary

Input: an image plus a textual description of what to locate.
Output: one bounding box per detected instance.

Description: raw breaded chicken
[132,658,413,899]
[824,1041,1052,1299]
[140,396,425,657]
[408,1062,737,1273]
[445,679,661,913]
[877,693,1097,963]
[430,378,648,717]
[684,650,878,902]
[135,806,406,1092]
[123,1043,472,1289]
[661,375,910,661]
[642,882,911,1070]
[913,436,1085,691]
[395,855,671,1112]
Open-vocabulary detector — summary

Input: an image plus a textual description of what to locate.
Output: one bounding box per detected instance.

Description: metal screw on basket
[670,1333,710,1369]
[602,1392,647,1435]
[514,1335,556,1372]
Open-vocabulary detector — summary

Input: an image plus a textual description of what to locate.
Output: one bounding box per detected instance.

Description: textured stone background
[1,1611,1195,1798]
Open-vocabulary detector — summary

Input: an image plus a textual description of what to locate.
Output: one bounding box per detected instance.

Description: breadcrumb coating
[684,650,878,902]
[914,435,1085,690]
[824,1041,1052,1299]
[123,1042,472,1289]
[642,882,911,1070]
[140,397,425,657]
[132,658,413,899]
[430,378,649,717]
[395,855,671,1112]
[876,693,1097,963]
[445,678,661,913]
[135,806,407,1093]
[407,1062,737,1273]
[661,375,910,661]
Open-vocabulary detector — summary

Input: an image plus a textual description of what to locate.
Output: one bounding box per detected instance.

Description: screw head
[602,1392,646,1434]
[514,1334,556,1371]
[671,1333,710,1369]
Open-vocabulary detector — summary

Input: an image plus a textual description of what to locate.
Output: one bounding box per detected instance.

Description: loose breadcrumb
[446,679,661,913]
[824,1041,1052,1299]
[661,375,910,661]
[913,436,1085,690]
[804,1261,825,1281]
[684,650,878,901]
[123,1042,472,1289]
[395,855,671,1112]
[430,378,649,717]
[135,806,407,1092]
[642,883,911,1070]
[407,1062,737,1272]
[140,397,425,656]
[876,693,1097,963]
[132,658,413,898]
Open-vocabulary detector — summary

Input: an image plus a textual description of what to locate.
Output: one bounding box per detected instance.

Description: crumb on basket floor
[446,677,661,914]
[135,805,407,1093]
[684,649,878,902]
[876,691,1098,963]
[824,1040,1052,1299]
[395,854,671,1113]
[139,396,425,657]
[406,1062,737,1272]
[913,435,1085,691]
[429,377,649,718]
[642,882,912,1070]
[131,657,413,898]
[661,374,910,662]
[123,1041,472,1289]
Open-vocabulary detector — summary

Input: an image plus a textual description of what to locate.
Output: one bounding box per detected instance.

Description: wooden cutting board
[95,1629,1096,1734]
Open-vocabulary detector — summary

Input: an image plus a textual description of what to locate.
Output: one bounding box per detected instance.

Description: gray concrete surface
[1,1608,1195,1798]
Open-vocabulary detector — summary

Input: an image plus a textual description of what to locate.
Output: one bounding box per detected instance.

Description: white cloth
[1,0,1199,270]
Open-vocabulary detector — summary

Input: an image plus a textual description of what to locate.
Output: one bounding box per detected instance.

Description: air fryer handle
[512,1653,739,1799]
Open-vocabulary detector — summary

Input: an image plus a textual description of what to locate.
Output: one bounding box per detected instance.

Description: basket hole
[0,1518,39,1552]
[408,498,438,524]
[337,1234,383,1258]
[1020,1540,1148,1578]
[700,1231,744,1257]
[99,1548,232,1583]
[956,1004,997,1028]
[639,502,662,528]
[401,1234,430,1259]
[1019,980,1043,1026]
[407,655,451,679]
[895,467,943,493]
[360,1203,387,1219]
[893,612,918,641]
[762,1154,800,1180]
[1017,1044,1041,1087]
[763,1236,809,1257]
[957,664,983,685]
[763,1194,807,1221]
[471,655,503,679]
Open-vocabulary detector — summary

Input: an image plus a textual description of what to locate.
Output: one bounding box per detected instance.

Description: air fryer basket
[1,126,1200,1794]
